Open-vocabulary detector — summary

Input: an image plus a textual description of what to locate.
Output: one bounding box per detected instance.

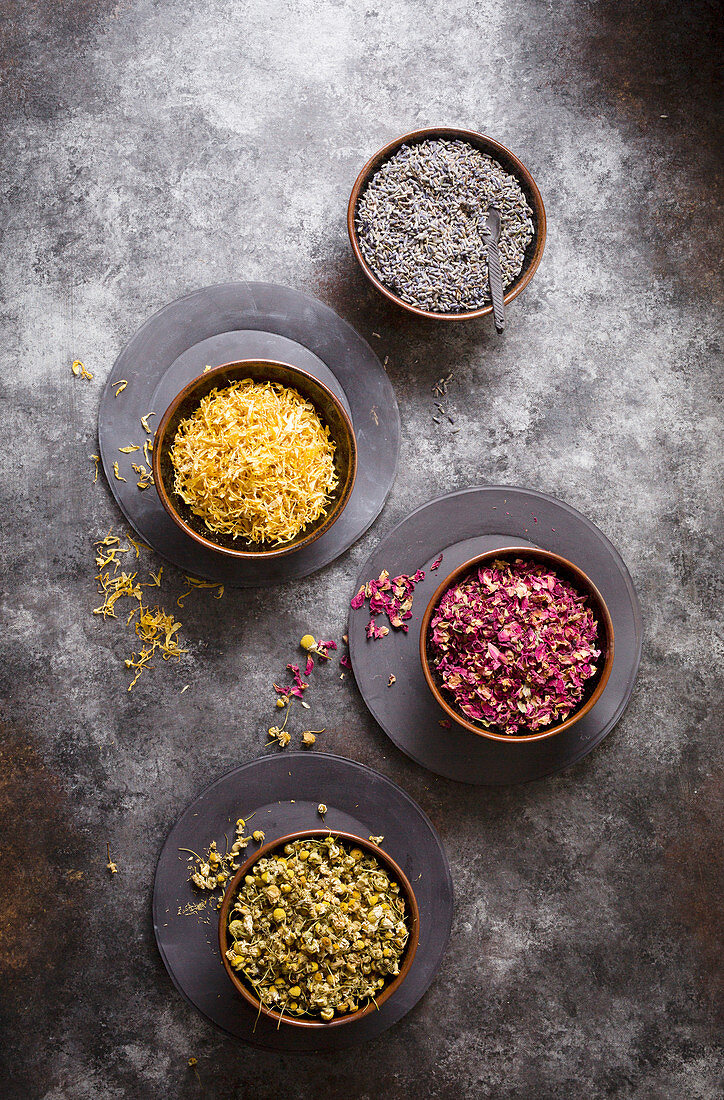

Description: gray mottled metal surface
[349,487,642,784]
[1,0,722,1097]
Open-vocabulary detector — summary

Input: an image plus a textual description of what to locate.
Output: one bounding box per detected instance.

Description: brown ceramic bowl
[419,547,615,742]
[153,360,357,559]
[218,830,420,1028]
[348,126,546,321]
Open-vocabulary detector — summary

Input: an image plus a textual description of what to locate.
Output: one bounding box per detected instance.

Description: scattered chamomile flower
[369,836,384,845]
[252,830,266,842]
[317,803,327,816]
[106,843,118,874]
[300,634,316,650]
[301,732,316,747]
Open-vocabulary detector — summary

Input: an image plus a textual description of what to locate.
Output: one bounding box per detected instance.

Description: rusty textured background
[1,1,722,1097]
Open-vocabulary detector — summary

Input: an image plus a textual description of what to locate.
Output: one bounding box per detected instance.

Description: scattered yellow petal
[91,454,100,483]
[113,379,128,396]
[177,577,224,606]
[181,685,190,693]
[71,359,93,380]
[119,444,140,453]
[92,532,185,691]
[126,533,149,558]
[112,462,126,482]
[140,412,156,434]
[130,460,154,490]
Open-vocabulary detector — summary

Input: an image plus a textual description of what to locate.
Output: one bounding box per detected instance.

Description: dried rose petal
[286,664,307,692]
[430,554,443,571]
[351,566,427,640]
[304,655,314,676]
[340,653,351,669]
[429,557,600,736]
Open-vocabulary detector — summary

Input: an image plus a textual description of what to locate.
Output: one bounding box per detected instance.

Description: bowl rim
[152,359,358,560]
[419,546,615,742]
[347,126,547,321]
[218,828,420,1028]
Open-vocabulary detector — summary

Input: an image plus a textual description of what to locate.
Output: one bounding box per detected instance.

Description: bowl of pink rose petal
[419,547,614,742]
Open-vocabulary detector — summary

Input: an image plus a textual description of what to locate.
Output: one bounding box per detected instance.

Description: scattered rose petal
[350,587,366,610]
[351,566,427,641]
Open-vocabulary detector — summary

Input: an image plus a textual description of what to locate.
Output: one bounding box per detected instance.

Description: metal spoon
[483,206,505,333]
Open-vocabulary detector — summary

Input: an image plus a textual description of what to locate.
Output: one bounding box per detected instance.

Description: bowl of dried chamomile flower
[218,830,419,1027]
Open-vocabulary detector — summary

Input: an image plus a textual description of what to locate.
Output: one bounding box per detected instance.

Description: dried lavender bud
[356,139,535,313]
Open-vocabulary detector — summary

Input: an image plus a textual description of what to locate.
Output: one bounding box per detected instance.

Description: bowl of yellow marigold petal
[153,361,357,559]
[218,830,420,1027]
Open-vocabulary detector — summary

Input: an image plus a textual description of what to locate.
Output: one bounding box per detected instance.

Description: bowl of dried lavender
[218,830,419,1027]
[420,547,614,741]
[348,127,546,321]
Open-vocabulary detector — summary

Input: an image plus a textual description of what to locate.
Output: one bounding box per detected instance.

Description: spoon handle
[487,237,506,334]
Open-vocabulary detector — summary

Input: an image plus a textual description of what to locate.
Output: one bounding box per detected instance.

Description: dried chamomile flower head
[268,725,291,748]
[225,837,409,1021]
[317,803,327,816]
[301,731,316,748]
[185,817,254,892]
[106,843,118,875]
[369,836,384,846]
[252,830,265,843]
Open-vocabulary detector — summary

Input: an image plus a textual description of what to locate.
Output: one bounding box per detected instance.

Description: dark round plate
[152,752,453,1051]
[348,486,643,784]
[98,283,400,585]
